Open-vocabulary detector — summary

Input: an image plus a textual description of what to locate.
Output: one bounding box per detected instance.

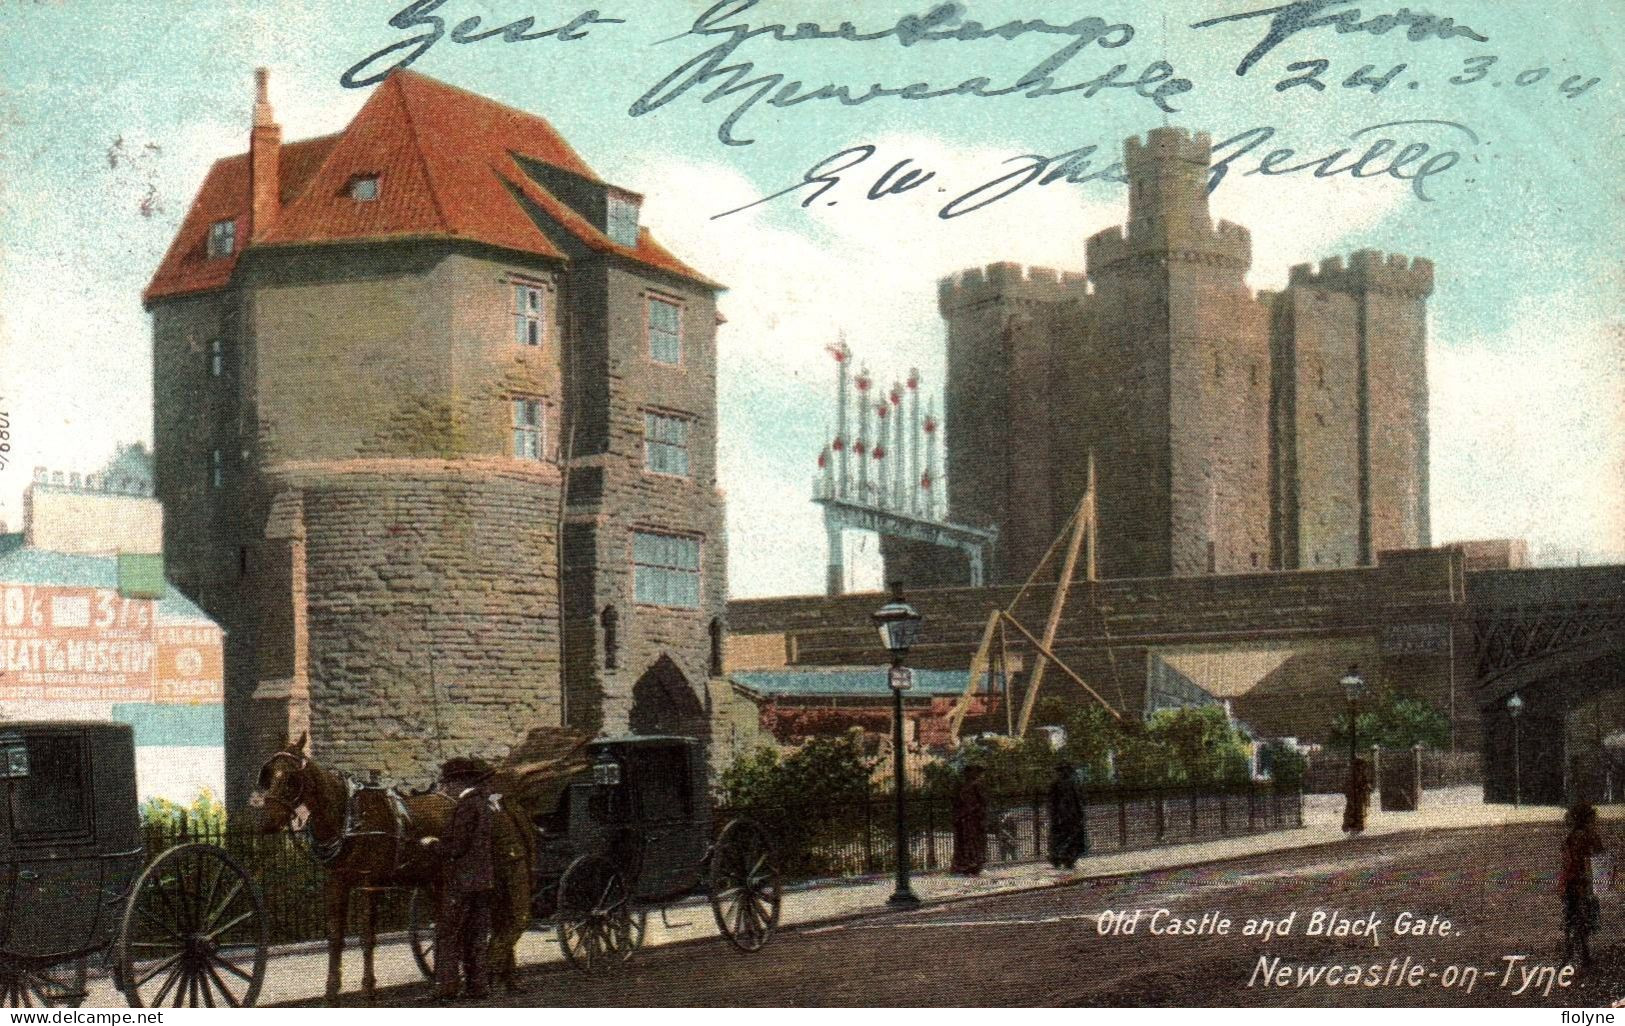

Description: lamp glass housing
[1506,693,1525,719]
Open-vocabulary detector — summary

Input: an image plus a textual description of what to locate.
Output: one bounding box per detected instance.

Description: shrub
[1328,693,1450,750]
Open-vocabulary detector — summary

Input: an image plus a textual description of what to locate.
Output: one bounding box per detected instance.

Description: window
[211,450,223,488]
[348,175,380,202]
[6,735,89,838]
[512,398,546,460]
[606,193,641,248]
[513,284,545,347]
[207,219,236,259]
[633,531,700,608]
[601,606,619,670]
[647,297,682,366]
[210,338,223,377]
[644,412,690,476]
[709,618,723,677]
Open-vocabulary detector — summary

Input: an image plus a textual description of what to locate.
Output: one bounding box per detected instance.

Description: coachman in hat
[420,757,497,1000]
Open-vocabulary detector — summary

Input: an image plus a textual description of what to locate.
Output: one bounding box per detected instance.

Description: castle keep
[935,128,1433,583]
[145,70,726,809]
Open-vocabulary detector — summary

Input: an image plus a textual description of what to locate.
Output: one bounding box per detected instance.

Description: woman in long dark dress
[1048,761,1089,869]
[1560,801,1610,968]
[1342,756,1372,834]
[951,765,991,875]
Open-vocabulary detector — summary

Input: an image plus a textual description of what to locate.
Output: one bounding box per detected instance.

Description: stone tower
[146,70,726,809]
[935,127,1432,584]
[1082,128,1271,578]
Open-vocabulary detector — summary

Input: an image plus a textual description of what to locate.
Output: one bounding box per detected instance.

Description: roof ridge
[394,69,602,182]
[389,73,454,235]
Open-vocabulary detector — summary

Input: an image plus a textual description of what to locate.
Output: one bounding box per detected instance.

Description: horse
[253,733,534,1005]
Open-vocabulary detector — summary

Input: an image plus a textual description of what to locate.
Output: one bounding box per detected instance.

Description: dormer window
[207,219,236,259]
[606,192,640,248]
[348,175,380,202]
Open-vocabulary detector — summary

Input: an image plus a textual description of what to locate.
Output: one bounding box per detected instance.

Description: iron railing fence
[717,782,1304,881]
[140,782,1302,944]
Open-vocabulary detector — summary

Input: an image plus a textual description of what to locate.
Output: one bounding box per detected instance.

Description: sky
[0,0,1620,597]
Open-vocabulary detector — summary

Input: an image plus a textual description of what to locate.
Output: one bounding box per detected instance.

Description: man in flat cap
[421,757,496,1001]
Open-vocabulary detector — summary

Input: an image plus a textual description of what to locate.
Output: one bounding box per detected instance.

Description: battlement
[938,261,1089,315]
[1086,217,1252,277]
[1124,126,1213,170]
[1287,249,1435,297]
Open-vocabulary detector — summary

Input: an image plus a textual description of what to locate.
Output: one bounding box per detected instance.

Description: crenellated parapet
[1086,217,1253,277]
[1288,249,1435,298]
[1124,126,1214,172]
[938,261,1090,316]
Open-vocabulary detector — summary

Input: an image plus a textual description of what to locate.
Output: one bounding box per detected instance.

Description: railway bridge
[727,549,1625,805]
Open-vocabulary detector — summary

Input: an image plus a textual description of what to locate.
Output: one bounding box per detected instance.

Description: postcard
[0,0,1620,1011]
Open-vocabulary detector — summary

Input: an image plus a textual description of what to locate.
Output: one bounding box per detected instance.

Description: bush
[140,787,228,832]
[1258,740,1307,788]
[717,734,875,879]
[1328,693,1450,750]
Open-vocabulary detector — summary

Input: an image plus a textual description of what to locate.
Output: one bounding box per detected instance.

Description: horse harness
[260,751,418,868]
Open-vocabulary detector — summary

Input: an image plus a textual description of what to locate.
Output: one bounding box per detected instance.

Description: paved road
[315,824,1625,1007]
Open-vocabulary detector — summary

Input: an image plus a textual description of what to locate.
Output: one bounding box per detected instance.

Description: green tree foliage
[932,700,1261,793]
[1146,707,1254,786]
[717,733,876,878]
[1328,693,1450,750]
[1258,740,1308,788]
[140,787,228,832]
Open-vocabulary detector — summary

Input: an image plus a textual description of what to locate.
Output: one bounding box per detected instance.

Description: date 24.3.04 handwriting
[0,405,10,472]
[1271,54,1600,98]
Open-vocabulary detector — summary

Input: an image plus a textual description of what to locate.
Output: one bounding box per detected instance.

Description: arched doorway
[630,654,707,740]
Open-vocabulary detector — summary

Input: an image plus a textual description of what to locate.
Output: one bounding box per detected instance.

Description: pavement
[79,787,1622,1007]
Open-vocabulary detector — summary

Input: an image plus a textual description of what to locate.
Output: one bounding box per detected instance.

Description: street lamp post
[1340,665,1367,764]
[873,580,923,908]
[1507,693,1525,808]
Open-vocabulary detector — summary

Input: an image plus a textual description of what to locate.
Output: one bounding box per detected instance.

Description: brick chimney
[249,67,281,241]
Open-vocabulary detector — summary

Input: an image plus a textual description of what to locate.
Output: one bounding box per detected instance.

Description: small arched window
[601,606,619,671]
[708,618,724,678]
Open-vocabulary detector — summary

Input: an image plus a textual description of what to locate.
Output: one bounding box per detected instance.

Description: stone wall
[272,459,564,785]
[727,547,1476,747]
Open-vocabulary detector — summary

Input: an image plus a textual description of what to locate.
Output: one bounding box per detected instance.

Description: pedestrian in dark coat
[950,765,991,875]
[1048,761,1089,869]
[421,757,497,1001]
[1342,756,1372,834]
[1559,801,1611,968]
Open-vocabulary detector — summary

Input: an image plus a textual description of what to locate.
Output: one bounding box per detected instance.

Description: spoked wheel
[407,888,436,980]
[709,818,782,953]
[115,843,268,1007]
[554,855,639,974]
[0,958,87,1007]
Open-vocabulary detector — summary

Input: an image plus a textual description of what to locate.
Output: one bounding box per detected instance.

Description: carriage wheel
[708,818,782,953]
[115,843,268,1008]
[0,959,86,1007]
[554,856,638,974]
[407,888,436,980]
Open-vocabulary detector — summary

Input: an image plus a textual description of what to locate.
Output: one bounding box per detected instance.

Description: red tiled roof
[145,71,718,305]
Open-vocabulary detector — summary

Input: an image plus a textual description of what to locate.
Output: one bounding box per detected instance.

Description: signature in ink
[715,118,1477,222]
[341,0,625,88]
[1192,0,1488,77]
[631,0,1193,147]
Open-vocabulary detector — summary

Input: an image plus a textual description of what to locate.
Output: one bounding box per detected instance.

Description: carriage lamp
[593,751,622,787]
[1507,693,1525,808]
[872,581,923,908]
[0,738,27,778]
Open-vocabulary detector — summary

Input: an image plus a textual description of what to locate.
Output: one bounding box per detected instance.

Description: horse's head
[252,731,313,835]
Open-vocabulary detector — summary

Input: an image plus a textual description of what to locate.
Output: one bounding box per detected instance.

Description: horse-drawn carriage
[0,722,268,1007]
[407,735,782,977]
